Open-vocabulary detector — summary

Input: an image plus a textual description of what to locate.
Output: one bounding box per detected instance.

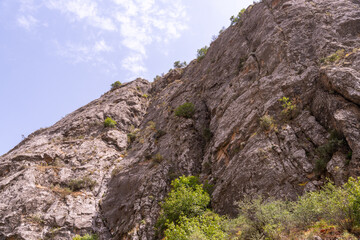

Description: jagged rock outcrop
[0,79,150,239]
[1,0,360,239]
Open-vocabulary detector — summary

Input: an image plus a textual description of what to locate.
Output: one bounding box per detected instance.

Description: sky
[0,0,254,155]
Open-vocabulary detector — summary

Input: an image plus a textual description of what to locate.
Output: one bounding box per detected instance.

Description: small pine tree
[197,46,208,62]
[111,81,122,90]
[173,61,187,68]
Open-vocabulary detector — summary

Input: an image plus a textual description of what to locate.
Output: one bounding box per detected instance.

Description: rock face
[0,79,150,239]
[1,0,360,239]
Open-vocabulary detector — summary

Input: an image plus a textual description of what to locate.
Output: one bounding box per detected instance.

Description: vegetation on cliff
[158,176,360,240]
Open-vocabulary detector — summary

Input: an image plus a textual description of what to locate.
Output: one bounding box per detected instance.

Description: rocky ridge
[1,0,360,239]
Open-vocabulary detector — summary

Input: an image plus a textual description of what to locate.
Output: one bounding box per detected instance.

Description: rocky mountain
[1,0,360,239]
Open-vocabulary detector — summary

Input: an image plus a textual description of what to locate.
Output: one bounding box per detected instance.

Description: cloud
[17,0,40,31]
[17,15,38,31]
[56,40,113,64]
[19,0,37,12]
[15,0,189,78]
[94,40,112,52]
[113,0,188,75]
[46,0,116,31]
[121,53,147,76]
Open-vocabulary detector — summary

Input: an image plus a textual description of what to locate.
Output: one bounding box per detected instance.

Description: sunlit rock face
[1,0,360,239]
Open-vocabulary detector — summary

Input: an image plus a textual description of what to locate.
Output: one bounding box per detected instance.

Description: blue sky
[0,0,254,155]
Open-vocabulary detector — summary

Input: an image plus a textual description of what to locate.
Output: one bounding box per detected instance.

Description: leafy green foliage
[164,211,228,240]
[233,177,360,239]
[175,102,195,118]
[154,129,166,140]
[315,130,344,174]
[67,176,96,191]
[259,114,275,131]
[158,176,360,239]
[279,96,298,120]
[156,176,210,234]
[203,128,213,142]
[73,234,98,240]
[345,177,360,227]
[127,126,140,144]
[230,8,246,26]
[154,75,161,82]
[237,196,292,239]
[152,153,164,164]
[320,49,345,64]
[174,61,187,68]
[197,46,208,61]
[127,132,137,143]
[104,117,117,128]
[110,81,122,90]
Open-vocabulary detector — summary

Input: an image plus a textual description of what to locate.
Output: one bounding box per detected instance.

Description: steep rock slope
[0,79,150,239]
[102,0,360,239]
[1,0,360,239]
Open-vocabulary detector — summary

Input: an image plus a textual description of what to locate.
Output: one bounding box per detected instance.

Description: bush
[154,129,166,140]
[259,114,275,131]
[203,128,213,142]
[156,176,210,234]
[174,61,187,68]
[164,211,228,240]
[230,8,246,26]
[153,153,164,164]
[154,75,161,82]
[237,196,292,239]
[127,132,137,143]
[197,46,208,61]
[315,130,344,174]
[279,96,297,120]
[234,177,360,238]
[67,176,97,191]
[320,49,345,64]
[111,81,122,90]
[345,177,360,227]
[73,234,98,240]
[104,117,117,128]
[175,102,195,118]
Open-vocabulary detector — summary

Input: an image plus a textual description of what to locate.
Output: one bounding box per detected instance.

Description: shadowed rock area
[1,0,360,239]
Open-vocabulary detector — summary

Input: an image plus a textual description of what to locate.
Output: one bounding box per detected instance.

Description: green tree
[197,46,208,61]
[111,81,122,90]
[175,102,195,118]
[164,211,228,240]
[156,176,210,233]
[174,61,187,68]
[230,8,246,26]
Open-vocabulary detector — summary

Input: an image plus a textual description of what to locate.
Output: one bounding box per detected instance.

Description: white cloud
[121,53,147,76]
[19,0,36,12]
[15,0,189,78]
[94,40,112,52]
[17,15,38,31]
[17,0,40,31]
[113,0,188,75]
[56,40,113,64]
[46,0,117,31]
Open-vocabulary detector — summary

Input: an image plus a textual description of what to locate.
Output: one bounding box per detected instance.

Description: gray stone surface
[1,0,360,239]
[0,79,150,239]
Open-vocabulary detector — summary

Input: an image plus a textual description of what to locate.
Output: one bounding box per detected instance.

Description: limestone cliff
[1,0,360,239]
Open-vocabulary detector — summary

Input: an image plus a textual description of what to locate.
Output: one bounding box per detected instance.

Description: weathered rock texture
[0,79,150,239]
[1,0,360,239]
